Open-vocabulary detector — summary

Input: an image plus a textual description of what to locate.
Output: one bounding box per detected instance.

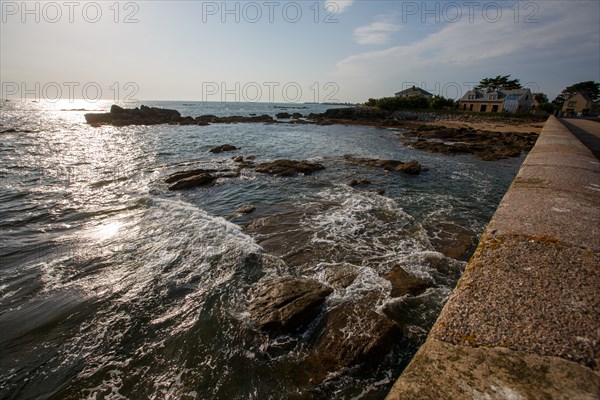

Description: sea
[0,100,524,399]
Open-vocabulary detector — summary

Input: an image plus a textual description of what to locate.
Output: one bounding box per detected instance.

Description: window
[468,94,475,100]
[492,105,499,112]
[489,95,497,100]
[480,105,487,112]
[568,101,577,107]
[469,104,474,111]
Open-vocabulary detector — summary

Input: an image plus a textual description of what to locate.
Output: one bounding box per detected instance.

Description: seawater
[0,100,524,399]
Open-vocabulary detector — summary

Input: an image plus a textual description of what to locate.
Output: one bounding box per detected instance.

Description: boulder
[384,264,433,298]
[305,295,400,381]
[255,160,325,177]
[276,112,292,119]
[249,277,333,335]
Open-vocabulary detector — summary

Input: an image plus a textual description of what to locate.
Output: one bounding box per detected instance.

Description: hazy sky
[1,0,599,103]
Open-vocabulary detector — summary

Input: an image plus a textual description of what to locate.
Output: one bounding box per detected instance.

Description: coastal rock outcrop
[248,277,333,335]
[403,126,538,161]
[255,160,325,177]
[345,156,423,175]
[85,104,183,126]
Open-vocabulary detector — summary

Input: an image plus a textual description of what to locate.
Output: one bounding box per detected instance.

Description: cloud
[332,2,599,79]
[324,0,354,13]
[329,1,600,101]
[354,22,401,45]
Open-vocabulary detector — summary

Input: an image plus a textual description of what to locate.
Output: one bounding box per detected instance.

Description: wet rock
[276,112,292,119]
[249,277,333,335]
[255,160,325,177]
[349,179,372,187]
[384,265,433,298]
[168,173,216,190]
[165,168,220,184]
[210,144,238,153]
[404,127,537,161]
[320,265,359,289]
[345,156,422,175]
[237,205,256,215]
[1,128,35,134]
[426,222,475,260]
[292,113,303,119]
[305,295,400,380]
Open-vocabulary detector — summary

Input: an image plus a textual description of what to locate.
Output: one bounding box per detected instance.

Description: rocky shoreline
[84,105,541,161]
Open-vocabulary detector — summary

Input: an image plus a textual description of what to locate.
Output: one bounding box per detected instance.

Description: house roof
[459,88,531,102]
[395,86,434,96]
[566,92,593,102]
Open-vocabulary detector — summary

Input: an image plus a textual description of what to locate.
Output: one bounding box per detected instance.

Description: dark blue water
[0,100,524,399]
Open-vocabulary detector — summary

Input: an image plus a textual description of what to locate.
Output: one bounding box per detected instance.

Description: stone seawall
[387,116,600,399]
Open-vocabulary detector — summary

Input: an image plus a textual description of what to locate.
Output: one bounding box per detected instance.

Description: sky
[1,0,599,103]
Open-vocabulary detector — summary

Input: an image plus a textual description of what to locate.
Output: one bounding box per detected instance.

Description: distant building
[562,92,595,116]
[395,86,434,99]
[458,88,532,113]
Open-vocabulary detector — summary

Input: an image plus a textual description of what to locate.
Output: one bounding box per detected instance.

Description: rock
[237,205,256,215]
[403,127,538,161]
[276,112,292,119]
[426,222,474,260]
[255,160,325,177]
[1,128,35,134]
[349,179,372,187]
[168,173,216,190]
[85,104,182,126]
[305,295,400,381]
[165,168,219,184]
[291,113,303,119]
[320,264,359,289]
[384,265,433,298]
[209,144,238,153]
[345,156,422,175]
[248,277,333,335]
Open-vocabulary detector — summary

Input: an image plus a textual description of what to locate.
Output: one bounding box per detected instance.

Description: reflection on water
[0,100,524,399]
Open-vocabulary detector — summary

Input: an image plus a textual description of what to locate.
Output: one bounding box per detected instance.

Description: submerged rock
[168,173,216,190]
[209,144,238,153]
[249,277,333,335]
[255,160,325,177]
[164,168,220,184]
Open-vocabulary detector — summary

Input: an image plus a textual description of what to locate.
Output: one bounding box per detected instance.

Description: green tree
[553,81,600,106]
[430,96,455,109]
[476,75,522,91]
